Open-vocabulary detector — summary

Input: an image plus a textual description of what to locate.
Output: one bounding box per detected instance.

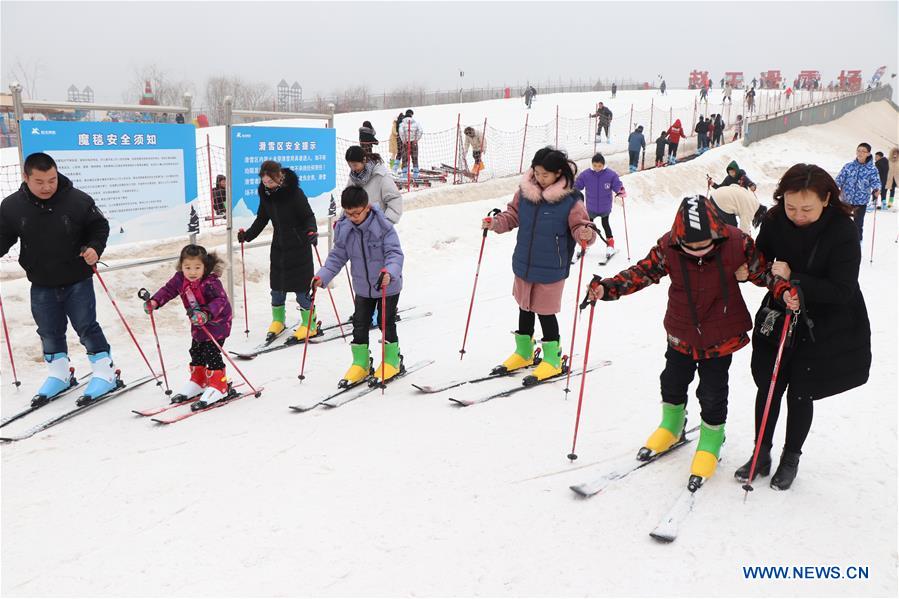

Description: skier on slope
[482,148,596,383]
[0,152,118,406]
[144,245,233,411]
[665,119,686,164]
[574,152,625,264]
[590,102,614,143]
[627,125,646,173]
[834,142,882,241]
[660,80,667,95]
[584,195,790,485]
[710,160,757,191]
[524,85,537,109]
[237,160,318,344]
[312,186,406,386]
[463,126,487,176]
[398,109,424,179]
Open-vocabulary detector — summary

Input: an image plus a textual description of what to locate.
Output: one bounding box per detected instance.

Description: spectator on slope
[709,184,765,234]
[873,151,889,210]
[358,121,378,156]
[884,147,899,210]
[735,164,870,491]
[212,174,227,216]
[695,116,709,154]
[746,86,757,113]
[712,114,725,147]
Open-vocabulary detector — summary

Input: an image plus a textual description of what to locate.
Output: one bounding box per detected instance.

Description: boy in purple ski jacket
[313,186,405,386]
[574,153,626,260]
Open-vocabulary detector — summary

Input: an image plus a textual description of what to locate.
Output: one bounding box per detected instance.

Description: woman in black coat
[735,163,871,490]
[238,161,318,342]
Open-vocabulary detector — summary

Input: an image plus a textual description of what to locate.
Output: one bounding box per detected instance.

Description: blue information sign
[231,125,336,215]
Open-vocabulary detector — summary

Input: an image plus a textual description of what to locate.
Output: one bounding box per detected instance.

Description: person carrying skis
[666,119,686,164]
[483,148,596,382]
[237,160,318,344]
[144,245,233,411]
[654,131,668,167]
[584,195,790,484]
[735,163,870,490]
[575,153,625,263]
[710,160,757,191]
[312,186,405,386]
[0,152,117,406]
[462,126,487,175]
[627,125,646,173]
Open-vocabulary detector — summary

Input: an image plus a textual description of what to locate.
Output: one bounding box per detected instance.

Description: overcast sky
[2,0,896,107]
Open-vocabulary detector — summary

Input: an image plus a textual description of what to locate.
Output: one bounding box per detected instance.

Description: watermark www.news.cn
[742,565,870,580]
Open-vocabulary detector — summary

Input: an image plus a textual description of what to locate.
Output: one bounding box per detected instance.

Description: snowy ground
[1,99,896,597]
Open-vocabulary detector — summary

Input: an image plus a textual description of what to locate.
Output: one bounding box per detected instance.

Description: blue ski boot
[78,351,119,405]
[32,352,75,408]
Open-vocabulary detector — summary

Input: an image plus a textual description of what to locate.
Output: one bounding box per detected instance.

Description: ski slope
[1,98,896,596]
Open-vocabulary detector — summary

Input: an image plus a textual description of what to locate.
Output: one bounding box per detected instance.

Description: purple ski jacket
[151,272,233,342]
[316,205,404,298]
[574,168,624,216]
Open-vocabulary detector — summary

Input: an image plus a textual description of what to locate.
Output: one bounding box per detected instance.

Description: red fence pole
[452,113,461,184]
[555,105,559,147]
[519,113,529,174]
[207,135,215,227]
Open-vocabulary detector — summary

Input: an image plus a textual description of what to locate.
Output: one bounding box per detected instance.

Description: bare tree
[8,57,45,99]
[204,76,274,125]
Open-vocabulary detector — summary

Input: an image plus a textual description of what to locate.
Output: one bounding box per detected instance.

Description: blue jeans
[271,289,312,310]
[30,277,110,356]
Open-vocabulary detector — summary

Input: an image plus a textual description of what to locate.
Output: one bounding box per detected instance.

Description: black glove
[237,228,247,244]
[307,230,318,246]
[752,205,769,229]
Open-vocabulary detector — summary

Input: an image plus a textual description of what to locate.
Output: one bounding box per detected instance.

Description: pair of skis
[567,425,708,543]
[0,373,159,442]
[414,360,612,406]
[132,383,263,424]
[289,359,434,413]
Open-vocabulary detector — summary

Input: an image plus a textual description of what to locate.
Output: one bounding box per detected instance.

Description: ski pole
[298,279,320,381]
[197,323,262,396]
[91,265,161,386]
[239,229,249,338]
[344,266,355,304]
[137,288,170,395]
[0,293,20,388]
[460,208,501,359]
[620,193,631,261]
[312,244,347,339]
[869,197,878,264]
[564,233,593,399]
[568,280,602,461]
[743,289,797,500]
[378,269,388,395]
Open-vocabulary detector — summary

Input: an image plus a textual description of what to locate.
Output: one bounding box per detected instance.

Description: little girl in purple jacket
[145,245,233,411]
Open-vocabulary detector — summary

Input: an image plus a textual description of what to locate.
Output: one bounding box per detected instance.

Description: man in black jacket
[0,153,116,405]
[874,151,889,210]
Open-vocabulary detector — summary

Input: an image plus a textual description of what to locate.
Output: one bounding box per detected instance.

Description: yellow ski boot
[292,307,318,342]
[266,305,286,342]
[492,333,535,375]
[690,421,725,480]
[339,344,372,388]
[524,339,564,385]
[374,341,403,384]
[637,402,686,461]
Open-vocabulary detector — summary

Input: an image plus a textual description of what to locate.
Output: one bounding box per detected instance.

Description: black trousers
[850,204,866,241]
[588,210,613,239]
[659,346,731,426]
[628,150,640,169]
[754,357,814,453]
[189,339,225,370]
[518,309,559,342]
[353,293,399,345]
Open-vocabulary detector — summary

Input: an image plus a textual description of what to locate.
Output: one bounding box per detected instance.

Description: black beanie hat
[678,195,714,243]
